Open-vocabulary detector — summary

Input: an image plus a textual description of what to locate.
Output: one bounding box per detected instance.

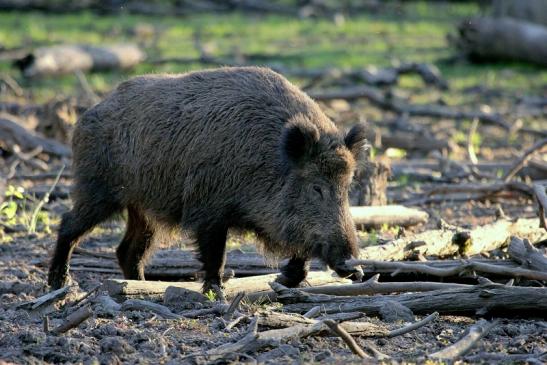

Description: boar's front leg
[197,224,228,294]
[276,257,310,287]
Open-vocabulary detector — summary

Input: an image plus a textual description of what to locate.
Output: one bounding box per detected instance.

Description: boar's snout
[332,262,363,282]
[315,235,363,281]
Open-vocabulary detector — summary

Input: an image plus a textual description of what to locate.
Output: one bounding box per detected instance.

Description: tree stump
[349,158,390,206]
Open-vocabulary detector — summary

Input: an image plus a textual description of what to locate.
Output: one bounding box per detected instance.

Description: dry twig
[429,319,499,360]
[323,319,371,359]
[502,138,547,182]
[51,305,93,335]
[387,312,439,337]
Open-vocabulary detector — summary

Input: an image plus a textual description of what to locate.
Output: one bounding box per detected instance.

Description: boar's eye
[312,185,324,199]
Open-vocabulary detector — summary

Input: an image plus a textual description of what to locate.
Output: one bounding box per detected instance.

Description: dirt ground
[0,192,546,364]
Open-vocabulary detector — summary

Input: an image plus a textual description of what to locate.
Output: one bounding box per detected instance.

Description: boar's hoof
[333,263,363,282]
[275,273,305,288]
[47,264,72,289]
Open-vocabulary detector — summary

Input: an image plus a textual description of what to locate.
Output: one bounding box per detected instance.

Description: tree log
[350,205,428,227]
[0,116,71,157]
[103,271,350,300]
[455,17,547,67]
[276,283,547,317]
[358,218,547,260]
[15,44,145,77]
[507,236,547,271]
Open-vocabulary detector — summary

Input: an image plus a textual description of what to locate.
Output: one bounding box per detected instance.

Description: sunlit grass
[0,2,545,103]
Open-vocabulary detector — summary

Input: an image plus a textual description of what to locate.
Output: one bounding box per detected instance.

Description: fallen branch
[121,299,181,319]
[508,236,547,271]
[422,181,533,199]
[276,283,547,317]
[347,259,547,281]
[323,319,371,359]
[103,271,349,300]
[503,138,547,182]
[51,305,93,335]
[387,312,439,337]
[292,274,471,298]
[308,86,516,133]
[429,319,499,360]
[0,115,71,157]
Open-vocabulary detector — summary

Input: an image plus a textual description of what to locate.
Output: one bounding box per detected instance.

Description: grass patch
[0,2,545,103]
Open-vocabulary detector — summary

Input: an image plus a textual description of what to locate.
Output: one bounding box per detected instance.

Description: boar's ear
[344,123,368,160]
[281,121,320,168]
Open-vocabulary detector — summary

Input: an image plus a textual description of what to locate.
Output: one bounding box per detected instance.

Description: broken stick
[51,305,93,335]
[276,283,547,317]
[103,271,350,300]
[429,319,499,360]
[508,236,547,272]
[323,319,371,359]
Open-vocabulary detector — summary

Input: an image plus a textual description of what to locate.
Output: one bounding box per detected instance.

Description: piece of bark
[429,319,498,360]
[455,17,547,67]
[276,283,547,317]
[507,236,547,271]
[15,44,145,77]
[17,286,72,311]
[0,116,71,157]
[103,271,349,300]
[51,305,93,335]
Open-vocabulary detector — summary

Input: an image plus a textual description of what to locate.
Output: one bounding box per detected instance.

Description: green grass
[0,1,546,102]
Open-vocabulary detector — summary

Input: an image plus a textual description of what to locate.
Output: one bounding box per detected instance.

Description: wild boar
[48,66,366,292]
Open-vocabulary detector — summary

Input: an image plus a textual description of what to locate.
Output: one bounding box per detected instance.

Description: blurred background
[0,0,546,231]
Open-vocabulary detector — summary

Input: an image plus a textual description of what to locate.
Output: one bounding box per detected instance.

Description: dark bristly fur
[48,66,366,292]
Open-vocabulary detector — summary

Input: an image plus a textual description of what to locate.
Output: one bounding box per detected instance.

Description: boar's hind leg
[48,199,118,289]
[116,206,155,280]
[276,257,310,287]
[197,224,228,293]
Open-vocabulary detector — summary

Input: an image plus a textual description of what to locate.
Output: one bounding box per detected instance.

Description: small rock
[379,300,415,323]
[163,286,207,309]
[314,349,333,362]
[257,344,300,363]
[94,295,121,317]
[100,336,135,356]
